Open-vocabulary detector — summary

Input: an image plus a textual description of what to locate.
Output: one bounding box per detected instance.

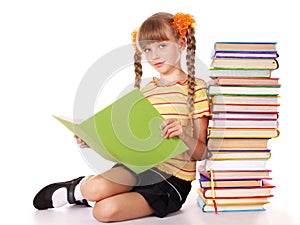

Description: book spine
[198,42,279,213]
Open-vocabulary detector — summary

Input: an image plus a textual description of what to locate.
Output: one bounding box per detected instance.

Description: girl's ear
[178,38,186,51]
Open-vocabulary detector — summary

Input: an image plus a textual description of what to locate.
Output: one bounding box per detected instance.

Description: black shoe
[33,176,89,210]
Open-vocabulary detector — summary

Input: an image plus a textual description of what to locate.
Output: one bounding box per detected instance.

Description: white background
[1,0,299,224]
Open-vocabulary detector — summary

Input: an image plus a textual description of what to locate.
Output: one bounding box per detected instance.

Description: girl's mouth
[154,61,164,67]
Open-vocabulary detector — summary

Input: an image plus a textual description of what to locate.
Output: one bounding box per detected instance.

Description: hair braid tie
[172,13,195,38]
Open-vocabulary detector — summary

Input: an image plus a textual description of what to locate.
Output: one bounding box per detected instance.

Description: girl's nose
[150,48,160,60]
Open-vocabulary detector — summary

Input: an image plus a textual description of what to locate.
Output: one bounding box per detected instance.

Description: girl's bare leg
[80,167,153,222]
[80,166,137,202]
[93,192,154,222]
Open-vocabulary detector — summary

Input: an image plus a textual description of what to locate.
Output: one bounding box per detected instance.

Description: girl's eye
[143,48,151,53]
[159,43,167,48]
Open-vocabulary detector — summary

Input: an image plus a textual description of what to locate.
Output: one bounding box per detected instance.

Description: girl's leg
[80,166,137,202]
[92,192,154,222]
[33,166,137,209]
[81,166,154,222]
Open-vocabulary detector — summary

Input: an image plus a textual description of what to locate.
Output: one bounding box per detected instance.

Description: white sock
[74,179,84,201]
[51,179,85,208]
[74,179,95,207]
[87,200,95,207]
[74,178,95,207]
[52,188,68,208]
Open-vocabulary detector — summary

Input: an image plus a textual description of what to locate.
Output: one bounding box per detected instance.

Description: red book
[199,170,272,180]
[210,103,279,114]
[199,181,275,198]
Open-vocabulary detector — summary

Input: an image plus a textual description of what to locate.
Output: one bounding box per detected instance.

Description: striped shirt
[141,77,210,181]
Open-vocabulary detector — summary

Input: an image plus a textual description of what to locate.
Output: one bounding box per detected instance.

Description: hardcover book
[199,174,264,188]
[207,85,280,96]
[213,42,277,51]
[207,138,269,150]
[207,127,280,138]
[210,119,278,129]
[210,104,279,113]
[199,169,272,180]
[211,95,280,105]
[202,159,268,170]
[209,77,280,86]
[54,88,188,174]
[211,112,278,120]
[209,69,272,78]
[210,58,279,70]
[212,51,279,59]
[197,189,271,205]
[208,150,271,160]
[198,181,275,198]
[197,196,267,213]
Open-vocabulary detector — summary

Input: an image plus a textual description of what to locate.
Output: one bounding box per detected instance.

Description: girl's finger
[160,118,177,129]
[162,124,182,138]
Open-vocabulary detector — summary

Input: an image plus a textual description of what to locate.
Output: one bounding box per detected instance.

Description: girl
[33,12,210,222]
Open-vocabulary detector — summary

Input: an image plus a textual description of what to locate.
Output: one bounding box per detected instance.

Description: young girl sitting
[33,12,210,222]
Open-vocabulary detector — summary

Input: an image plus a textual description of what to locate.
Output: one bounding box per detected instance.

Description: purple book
[212,51,279,59]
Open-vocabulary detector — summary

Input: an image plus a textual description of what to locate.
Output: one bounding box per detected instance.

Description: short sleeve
[193,78,210,119]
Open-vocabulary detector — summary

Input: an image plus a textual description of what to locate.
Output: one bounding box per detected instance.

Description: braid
[186,26,196,119]
[134,51,143,89]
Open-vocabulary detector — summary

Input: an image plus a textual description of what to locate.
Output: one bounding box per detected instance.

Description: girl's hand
[74,135,89,148]
[160,118,184,139]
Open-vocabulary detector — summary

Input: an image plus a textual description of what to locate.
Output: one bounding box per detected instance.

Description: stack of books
[197,42,279,213]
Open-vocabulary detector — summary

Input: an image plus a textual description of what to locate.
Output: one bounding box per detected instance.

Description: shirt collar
[153,77,188,87]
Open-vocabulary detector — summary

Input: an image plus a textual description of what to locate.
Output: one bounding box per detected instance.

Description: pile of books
[197,42,280,213]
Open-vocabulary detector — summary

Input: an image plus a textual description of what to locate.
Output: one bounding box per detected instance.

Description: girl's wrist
[179,129,189,142]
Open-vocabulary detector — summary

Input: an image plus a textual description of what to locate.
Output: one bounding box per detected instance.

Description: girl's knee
[92,200,121,222]
[80,175,106,201]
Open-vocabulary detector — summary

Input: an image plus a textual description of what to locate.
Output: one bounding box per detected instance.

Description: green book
[54,88,188,174]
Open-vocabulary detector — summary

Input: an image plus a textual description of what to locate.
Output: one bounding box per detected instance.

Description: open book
[54,88,188,174]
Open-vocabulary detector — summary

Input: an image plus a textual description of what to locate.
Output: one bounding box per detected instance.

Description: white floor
[28,181,298,225]
[1,132,298,225]
[1,144,298,225]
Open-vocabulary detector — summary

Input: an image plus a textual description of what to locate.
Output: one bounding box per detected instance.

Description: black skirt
[113,164,192,218]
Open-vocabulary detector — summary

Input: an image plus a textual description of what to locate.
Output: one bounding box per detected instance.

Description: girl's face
[142,38,185,75]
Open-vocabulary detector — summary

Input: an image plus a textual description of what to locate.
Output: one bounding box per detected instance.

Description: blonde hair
[133,12,196,118]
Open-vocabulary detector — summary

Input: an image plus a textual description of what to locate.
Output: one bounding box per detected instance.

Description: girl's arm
[160,117,209,160]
